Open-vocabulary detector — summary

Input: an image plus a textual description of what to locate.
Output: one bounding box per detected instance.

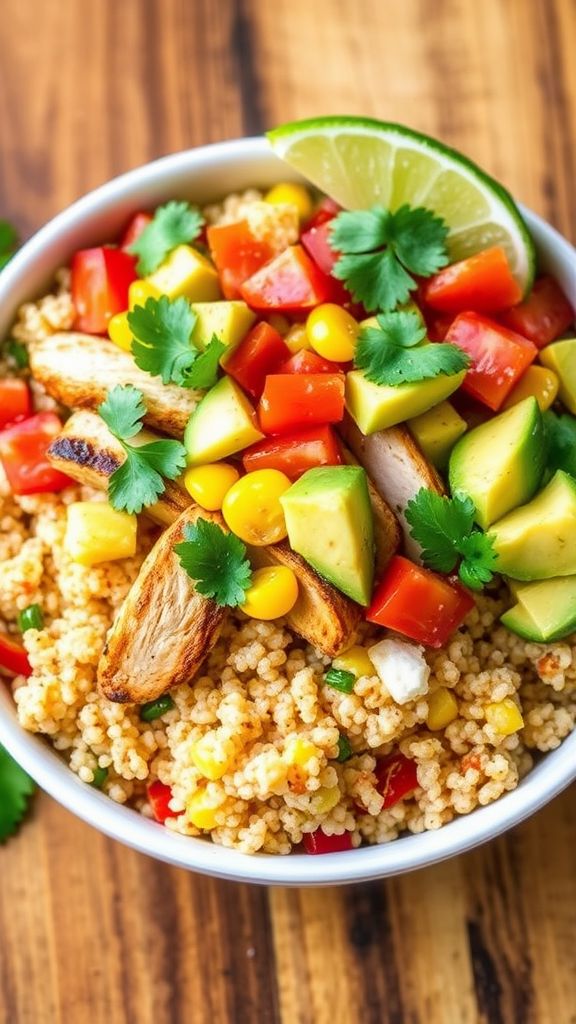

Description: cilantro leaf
[458,533,498,591]
[182,335,225,390]
[0,220,19,270]
[107,453,167,515]
[99,384,146,439]
[543,411,576,478]
[0,745,35,843]
[330,203,449,312]
[354,310,469,386]
[128,296,198,386]
[128,201,204,275]
[175,520,253,607]
[405,488,496,591]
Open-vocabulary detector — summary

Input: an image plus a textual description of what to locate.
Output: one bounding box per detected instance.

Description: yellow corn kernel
[240,566,299,620]
[185,787,223,830]
[310,786,341,815]
[502,365,559,412]
[107,311,133,352]
[485,698,524,736]
[332,645,375,679]
[190,733,232,780]
[284,323,310,354]
[128,279,162,310]
[426,687,459,731]
[283,737,317,767]
[264,182,313,221]
[146,245,221,301]
[267,313,291,337]
[222,469,291,545]
[183,463,239,511]
[306,304,359,362]
[64,501,137,567]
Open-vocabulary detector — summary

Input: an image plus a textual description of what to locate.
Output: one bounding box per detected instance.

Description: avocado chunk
[147,245,221,301]
[346,369,466,435]
[280,466,374,605]
[539,337,576,413]
[184,376,263,465]
[408,400,467,469]
[190,301,256,352]
[449,397,544,529]
[501,576,576,642]
[489,470,576,580]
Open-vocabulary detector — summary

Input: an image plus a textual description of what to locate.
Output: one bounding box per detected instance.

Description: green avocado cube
[190,301,256,352]
[502,575,576,642]
[345,368,466,435]
[408,400,467,469]
[184,376,263,465]
[539,337,576,414]
[489,470,576,580]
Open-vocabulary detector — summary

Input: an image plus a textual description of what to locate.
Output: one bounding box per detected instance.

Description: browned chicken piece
[340,414,445,561]
[98,506,227,703]
[339,442,401,577]
[29,332,199,437]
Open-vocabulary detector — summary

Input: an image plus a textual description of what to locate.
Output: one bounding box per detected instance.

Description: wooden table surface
[1,2,575,1022]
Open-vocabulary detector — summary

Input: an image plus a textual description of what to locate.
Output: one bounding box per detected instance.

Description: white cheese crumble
[367,637,431,705]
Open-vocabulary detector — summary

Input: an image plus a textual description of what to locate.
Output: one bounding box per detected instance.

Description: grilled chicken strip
[98,506,226,703]
[340,415,444,561]
[29,332,199,437]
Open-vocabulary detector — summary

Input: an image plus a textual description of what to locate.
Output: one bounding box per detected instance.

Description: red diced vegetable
[301,218,340,276]
[147,780,178,824]
[366,555,475,648]
[0,633,31,677]
[120,211,153,250]
[0,413,73,496]
[375,753,419,808]
[207,221,273,300]
[304,197,342,231]
[445,312,538,410]
[72,247,137,334]
[303,829,353,854]
[499,275,575,349]
[242,425,342,479]
[423,246,523,314]
[241,245,332,312]
[258,373,345,435]
[223,322,290,399]
[280,349,340,374]
[0,379,31,429]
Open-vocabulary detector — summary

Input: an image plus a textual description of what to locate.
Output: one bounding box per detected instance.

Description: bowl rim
[1,137,575,886]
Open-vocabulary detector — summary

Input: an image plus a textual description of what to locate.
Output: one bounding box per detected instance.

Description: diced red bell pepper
[0,379,31,429]
[0,633,31,677]
[258,373,345,435]
[423,246,523,315]
[0,413,73,495]
[241,245,332,312]
[375,753,419,808]
[207,221,274,300]
[242,425,342,479]
[223,322,290,399]
[445,312,538,410]
[280,349,341,375]
[147,780,178,824]
[120,211,153,250]
[423,309,454,342]
[498,275,575,349]
[303,197,342,231]
[302,829,353,854]
[72,247,137,334]
[301,218,339,276]
[367,555,475,648]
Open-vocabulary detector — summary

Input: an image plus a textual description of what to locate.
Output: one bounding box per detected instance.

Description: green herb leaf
[336,734,353,762]
[324,668,356,693]
[3,339,28,368]
[0,220,19,270]
[174,520,253,608]
[543,411,576,479]
[99,384,147,440]
[128,296,198,386]
[128,201,204,275]
[354,310,469,386]
[405,488,497,591]
[0,745,35,843]
[91,766,109,789]
[140,695,175,722]
[17,604,44,633]
[182,335,226,390]
[330,203,449,312]
[457,533,498,591]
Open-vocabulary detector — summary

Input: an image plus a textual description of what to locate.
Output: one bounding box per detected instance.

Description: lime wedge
[267,116,535,294]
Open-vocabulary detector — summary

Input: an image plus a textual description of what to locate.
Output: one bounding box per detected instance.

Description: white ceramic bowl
[1,138,575,886]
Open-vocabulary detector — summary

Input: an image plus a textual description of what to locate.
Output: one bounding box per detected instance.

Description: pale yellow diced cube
[64,501,137,567]
[146,245,221,301]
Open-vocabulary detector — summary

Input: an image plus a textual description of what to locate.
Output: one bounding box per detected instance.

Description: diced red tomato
[423,309,454,342]
[499,275,574,349]
[445,312,538,410]
[207,221,273,300]
[302,829,353,854]
[241,245,332,312]
[0,379,31,429]
[120,211,153,250]
[303,197,342,231]
[366,555,475,648]
[223,322,290,399]
[258,373,345,435]
[147,780,178,824]
[301,218,339,276]
[423,246,523,314]
[375,753,419,808]
[72,247,137,334]
[0,633,31,677]
[280,349,340,375]
[242,425,342,479]
[0,413,73,496]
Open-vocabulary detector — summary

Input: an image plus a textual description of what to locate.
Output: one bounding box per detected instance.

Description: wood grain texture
[1,1,575,1021]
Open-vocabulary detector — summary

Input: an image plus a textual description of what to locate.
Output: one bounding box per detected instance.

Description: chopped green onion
[139,694,175,722]
[336,735,353,762]
[324,668,356,693]
[91,766,109,789]
[5,339,29,369]
[17,603,44,633]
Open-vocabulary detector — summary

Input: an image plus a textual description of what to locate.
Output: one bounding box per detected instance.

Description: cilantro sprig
[405,489,498,591]
[98,385,187,514]
[354,310,470,387]
[129,201,204,275]
[0,220,19,270]
[175,520,253,607]
[0,745,35,843]
[128,297,225,390]
[543,411,576,479]
[330,204,449,312]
